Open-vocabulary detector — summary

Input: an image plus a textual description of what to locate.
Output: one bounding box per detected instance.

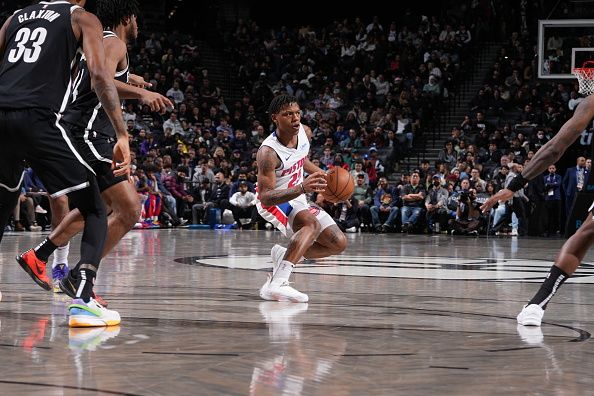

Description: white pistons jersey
[256,123,338,237]
[262,124,310,191]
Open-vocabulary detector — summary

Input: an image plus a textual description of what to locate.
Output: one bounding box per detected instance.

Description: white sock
[52,243,70,269]
[272,260,294,284]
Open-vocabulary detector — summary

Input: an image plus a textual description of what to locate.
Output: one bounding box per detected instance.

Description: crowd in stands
[10,10,485,232]
[335,24,593,237]
[9,5,586,237]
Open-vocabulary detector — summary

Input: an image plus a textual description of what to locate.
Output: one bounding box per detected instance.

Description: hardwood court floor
[1,229,594,395]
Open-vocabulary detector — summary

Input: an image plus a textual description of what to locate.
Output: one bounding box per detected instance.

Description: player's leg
[100,180,141,255]
[299,206,347,259]
[0,111,25,243]
[15,109,117,326]
[301,225,347,258]
[271,201,347,259]
[518,209,594,326]
[279,210,321,263]
[259,207,320,303]
[48,195,71,290]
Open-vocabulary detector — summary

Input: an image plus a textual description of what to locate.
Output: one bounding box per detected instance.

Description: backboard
[538,19,594,79]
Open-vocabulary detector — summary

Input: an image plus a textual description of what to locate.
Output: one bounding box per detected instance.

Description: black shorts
[0,108,92,197]
[65,123,127,192]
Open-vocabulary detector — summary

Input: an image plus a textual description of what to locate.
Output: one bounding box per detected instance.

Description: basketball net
[573,61,594,96]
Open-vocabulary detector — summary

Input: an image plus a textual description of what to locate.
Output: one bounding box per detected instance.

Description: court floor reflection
[0,230,594,394]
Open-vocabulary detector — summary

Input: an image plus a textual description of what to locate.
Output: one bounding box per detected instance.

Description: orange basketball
[324,167,354,203]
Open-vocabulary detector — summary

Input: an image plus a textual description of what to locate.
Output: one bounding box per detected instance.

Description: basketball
[323,167,354,203]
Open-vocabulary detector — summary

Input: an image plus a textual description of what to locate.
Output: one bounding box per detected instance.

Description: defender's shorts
[64,123,127,193]
[0,108,92,197]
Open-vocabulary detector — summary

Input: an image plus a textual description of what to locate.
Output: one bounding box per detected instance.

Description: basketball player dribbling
[481,92,594,327]
[0,0,129,326]
[256,95,347,302]
[17,0,172,308]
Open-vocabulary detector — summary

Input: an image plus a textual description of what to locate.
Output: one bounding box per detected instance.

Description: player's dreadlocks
[96,0,140,30]
[268,94,299,117]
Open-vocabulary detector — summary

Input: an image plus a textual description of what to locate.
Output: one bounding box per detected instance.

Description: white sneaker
[345,226,357,233]
[270,244,287,275]
[517,304,544,326]
[516,324,544,345]
[35,205,47,214]
[259,275,309,303]
[511,229,519,236]
[259,301,308,341]
[68,298,121,327]
[29,224,42,232]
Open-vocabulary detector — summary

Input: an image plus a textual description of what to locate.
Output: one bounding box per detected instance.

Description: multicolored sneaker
[59,270,109,307]
[68,298,121,327]
[16,249,51,291]
[51,263,69,293]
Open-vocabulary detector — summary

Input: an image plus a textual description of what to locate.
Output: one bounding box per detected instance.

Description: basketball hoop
[573,60,594,95]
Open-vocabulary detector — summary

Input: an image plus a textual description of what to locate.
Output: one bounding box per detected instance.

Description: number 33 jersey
[259,123,310,192]
[0,1,82,113]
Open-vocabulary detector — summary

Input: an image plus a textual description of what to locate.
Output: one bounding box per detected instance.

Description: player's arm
[73,10,130,175]
[113,80,173,113]
[522,96,594,180]
[482,94,594,212]
[128,73,151,88]
[257,146,326,207]
[302,124,325,174]
[0,16,13,59]
[257,146,302,207]
[102,38,170,112]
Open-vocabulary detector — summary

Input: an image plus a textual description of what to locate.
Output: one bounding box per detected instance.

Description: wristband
[300,183,306,194]
[507,174,527,192]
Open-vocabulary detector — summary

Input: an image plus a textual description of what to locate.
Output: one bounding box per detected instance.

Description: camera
[459,191,470,202]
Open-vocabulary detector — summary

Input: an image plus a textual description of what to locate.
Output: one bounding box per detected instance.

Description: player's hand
[128,73,152,88]
[302,171,327,193]
[140,91,174,114]
[480,188,513,213]
[112,136,131,179]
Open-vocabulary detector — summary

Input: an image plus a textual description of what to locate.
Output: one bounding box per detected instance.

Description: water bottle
[434,222,440,233]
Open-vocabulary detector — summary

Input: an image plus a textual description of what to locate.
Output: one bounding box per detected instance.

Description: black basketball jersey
[61,31,129,139]
[0,1,82,112]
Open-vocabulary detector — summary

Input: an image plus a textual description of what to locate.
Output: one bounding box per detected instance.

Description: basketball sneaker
[517,304,544,326]
[59,270,109,307]
[68,298,120,327]
[259,301,308,341]
[52,263,69,293]
[16,249,52,291]
[69,325,121,351]
[259,274,309,303]
[270,244,287,275]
